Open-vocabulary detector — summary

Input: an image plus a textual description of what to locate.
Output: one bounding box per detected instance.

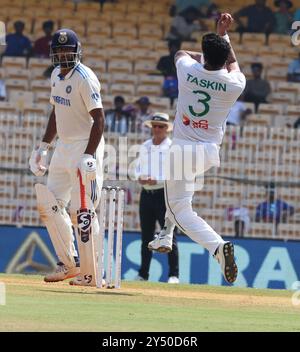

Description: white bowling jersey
[174,56,246,145]
[50,62,103,143]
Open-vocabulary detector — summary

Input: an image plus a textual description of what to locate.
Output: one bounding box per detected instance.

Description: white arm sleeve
[175,55,197,71]
[79,76,103,112]
[228,71,246,90]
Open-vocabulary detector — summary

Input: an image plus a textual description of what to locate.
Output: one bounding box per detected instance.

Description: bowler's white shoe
[167,276,179,284]
[44,263,80,283]
[214,242,238,284]
[148,229,172,253]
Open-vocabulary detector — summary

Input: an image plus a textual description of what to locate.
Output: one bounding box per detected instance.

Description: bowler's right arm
[217,13,241,73]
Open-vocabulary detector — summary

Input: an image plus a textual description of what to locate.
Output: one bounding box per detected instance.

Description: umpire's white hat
[144,112,173,132]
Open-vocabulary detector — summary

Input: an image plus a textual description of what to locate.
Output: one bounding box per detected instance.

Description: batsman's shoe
[44,263,80,283]
[69,276,106,287]
[214,242,238,284]
[148,229,172,253]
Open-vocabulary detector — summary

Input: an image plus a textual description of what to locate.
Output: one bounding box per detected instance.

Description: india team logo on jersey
[66,85,72,94]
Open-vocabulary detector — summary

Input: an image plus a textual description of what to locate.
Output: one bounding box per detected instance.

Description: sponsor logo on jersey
[91,92,100,101]
[192,119,208,129]
[66,85,72,94]
[182,115,208,129]
[52,95,71,106]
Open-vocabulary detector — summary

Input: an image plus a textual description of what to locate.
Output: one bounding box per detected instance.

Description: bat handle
[78,168,87,209]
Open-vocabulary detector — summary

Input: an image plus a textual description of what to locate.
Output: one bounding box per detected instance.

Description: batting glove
[78,154,97,186]
[29,142,50,176]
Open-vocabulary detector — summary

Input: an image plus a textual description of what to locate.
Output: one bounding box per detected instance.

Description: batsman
[29,29,105,286]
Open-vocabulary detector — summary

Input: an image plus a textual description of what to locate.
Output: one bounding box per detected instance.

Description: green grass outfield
[0,274,299,332]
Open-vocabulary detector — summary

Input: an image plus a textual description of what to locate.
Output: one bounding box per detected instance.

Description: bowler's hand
[217,13,234,36]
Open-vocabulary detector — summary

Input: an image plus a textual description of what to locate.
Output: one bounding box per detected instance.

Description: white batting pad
[35,183,77,268]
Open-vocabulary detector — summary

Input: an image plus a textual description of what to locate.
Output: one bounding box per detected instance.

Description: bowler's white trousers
[164,138,225,255]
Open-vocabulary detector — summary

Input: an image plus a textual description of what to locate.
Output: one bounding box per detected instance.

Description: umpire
[135,113,179,284]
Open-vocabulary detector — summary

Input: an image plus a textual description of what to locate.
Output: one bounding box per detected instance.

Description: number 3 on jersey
[188,90,211,117]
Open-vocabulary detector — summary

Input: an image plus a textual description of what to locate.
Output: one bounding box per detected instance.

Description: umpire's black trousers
[138,187,179,280]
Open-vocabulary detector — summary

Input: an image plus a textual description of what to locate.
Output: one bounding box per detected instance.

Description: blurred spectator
[167,6,206,42]
[105,96,130,135]
[175,0,211,13]
[34,20,54,58]
[273,0,293,34]
[157,40,181,102]
[293,7,300,21]
[244,63,271,111]
[162,77,178,103]
[255,184,295,225]
[174,0,211,13]
[287,52,300,82]
[292,117,300,128]
[157,40,181,78]
[135,113,179,283]
[97,0,110,11]
[225,204,250,238]
[122,104,137,133]
[0,79,7,101]
[206,3,221,27]
[3,21,32,57]
[135,96,153,134]
[234,0,275,35]
[226,95,252,126]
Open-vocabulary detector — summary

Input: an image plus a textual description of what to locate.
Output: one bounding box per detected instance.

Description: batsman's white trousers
[47,137,104,213]
[164,138,225,255]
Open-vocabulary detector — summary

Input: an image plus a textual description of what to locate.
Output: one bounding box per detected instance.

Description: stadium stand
[0,0,300,240]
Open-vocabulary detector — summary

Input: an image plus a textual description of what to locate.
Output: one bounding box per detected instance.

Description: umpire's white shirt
[135,137,172,191]
[50,62,103,143]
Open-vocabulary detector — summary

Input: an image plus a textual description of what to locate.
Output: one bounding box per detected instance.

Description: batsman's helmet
[50,28,82,68]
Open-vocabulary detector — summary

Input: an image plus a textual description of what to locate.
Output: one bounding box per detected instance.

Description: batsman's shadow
[38,289,136,297]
